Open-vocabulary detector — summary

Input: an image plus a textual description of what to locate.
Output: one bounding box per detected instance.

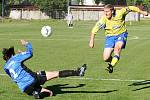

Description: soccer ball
[41,26,52,37]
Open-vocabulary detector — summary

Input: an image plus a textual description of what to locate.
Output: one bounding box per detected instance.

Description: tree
[35,0,68,12]
[8,0,36,5]
[97,0,127,5]
[5,0,68,18]
[34,0,68,18]
[116,0,127,5]
[101,0,116,5]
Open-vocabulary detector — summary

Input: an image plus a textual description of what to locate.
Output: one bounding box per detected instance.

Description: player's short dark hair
[104,4,114,11]
[2,46,15,61]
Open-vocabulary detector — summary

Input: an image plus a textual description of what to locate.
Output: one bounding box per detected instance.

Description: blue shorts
[105,32,128,49]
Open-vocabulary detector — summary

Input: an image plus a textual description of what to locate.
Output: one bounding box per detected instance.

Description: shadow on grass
[0,91,5,95]
[46,84,117,96]
[0,91,4,94]
[128,80,150,91]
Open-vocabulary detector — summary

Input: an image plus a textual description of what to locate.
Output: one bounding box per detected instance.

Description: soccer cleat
[106,63,113,73]
[33,91,40,99]
[78,64,87,76]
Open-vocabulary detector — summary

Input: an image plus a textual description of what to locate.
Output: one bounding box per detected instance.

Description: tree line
[0,0,150,16]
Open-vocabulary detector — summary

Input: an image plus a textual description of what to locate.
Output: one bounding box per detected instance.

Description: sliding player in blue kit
[2,39,87,99]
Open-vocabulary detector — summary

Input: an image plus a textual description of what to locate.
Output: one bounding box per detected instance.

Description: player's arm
[89,32,95,48]
[139,9,148,16]
[126,6,148,16]
[21,39,33,54]
[89,17,106,48]
[17,40,33,62]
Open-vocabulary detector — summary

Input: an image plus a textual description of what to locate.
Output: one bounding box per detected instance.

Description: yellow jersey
[91,6,140,36]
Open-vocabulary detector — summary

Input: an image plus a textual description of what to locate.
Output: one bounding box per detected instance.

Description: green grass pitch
[0,19,150,100]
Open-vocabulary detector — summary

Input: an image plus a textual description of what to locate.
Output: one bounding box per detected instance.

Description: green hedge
[0,4,2,16]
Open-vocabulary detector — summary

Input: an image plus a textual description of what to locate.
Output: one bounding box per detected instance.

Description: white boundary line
[0,74,7,76]
[0,73,145,82]
[0,35,141,41]
[0,35,146,41]
[65,77,145,82]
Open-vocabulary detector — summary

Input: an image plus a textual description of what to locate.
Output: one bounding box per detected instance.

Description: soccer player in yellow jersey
[89,4,148,73]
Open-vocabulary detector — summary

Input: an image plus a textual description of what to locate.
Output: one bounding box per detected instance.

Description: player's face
[104,8,113,19]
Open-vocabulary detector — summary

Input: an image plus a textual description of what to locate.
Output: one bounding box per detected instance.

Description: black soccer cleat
[33,91,40,99]
[78,64,87,77]
[106,63,113,73]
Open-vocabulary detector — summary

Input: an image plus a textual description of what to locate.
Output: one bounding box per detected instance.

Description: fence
[9,5,140,21]
[9,5,66,20]
[69,5,140,21]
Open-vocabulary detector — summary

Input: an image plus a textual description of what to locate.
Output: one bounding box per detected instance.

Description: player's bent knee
[114,47,121,53]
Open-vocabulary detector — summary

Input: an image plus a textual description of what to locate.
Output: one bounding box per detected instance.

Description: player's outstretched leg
[59,64,87,77]
[45,64,87,81]
[33,64,87,99]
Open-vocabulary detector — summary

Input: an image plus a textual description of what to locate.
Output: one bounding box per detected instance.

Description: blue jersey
[3,43,35,92]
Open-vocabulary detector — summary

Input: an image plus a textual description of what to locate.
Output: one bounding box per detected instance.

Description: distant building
[83,0,95,5]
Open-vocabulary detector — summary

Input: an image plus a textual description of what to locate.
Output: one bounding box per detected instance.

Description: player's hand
[89,39,94,48]
[20,39,28,46]
[143,11,148,16]
[141,11,148,16]
[17,49,23,53]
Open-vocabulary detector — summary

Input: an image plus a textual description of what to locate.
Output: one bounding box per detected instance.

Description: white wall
[9,9,140,21]
[9,9,50,20]
[71,10,140,21]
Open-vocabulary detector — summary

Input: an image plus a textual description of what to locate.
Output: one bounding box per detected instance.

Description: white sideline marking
[8,35,140,41]
[0,35,141,41]
[66,77,145,82]
[0,74,7,76]
[128,36,139,40]
[0,73,145,82]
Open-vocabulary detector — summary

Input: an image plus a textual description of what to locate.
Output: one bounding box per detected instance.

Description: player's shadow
[46,84,117,96]
[0,91,5,94]
[128,80,150,91]
[0,91,6,96]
